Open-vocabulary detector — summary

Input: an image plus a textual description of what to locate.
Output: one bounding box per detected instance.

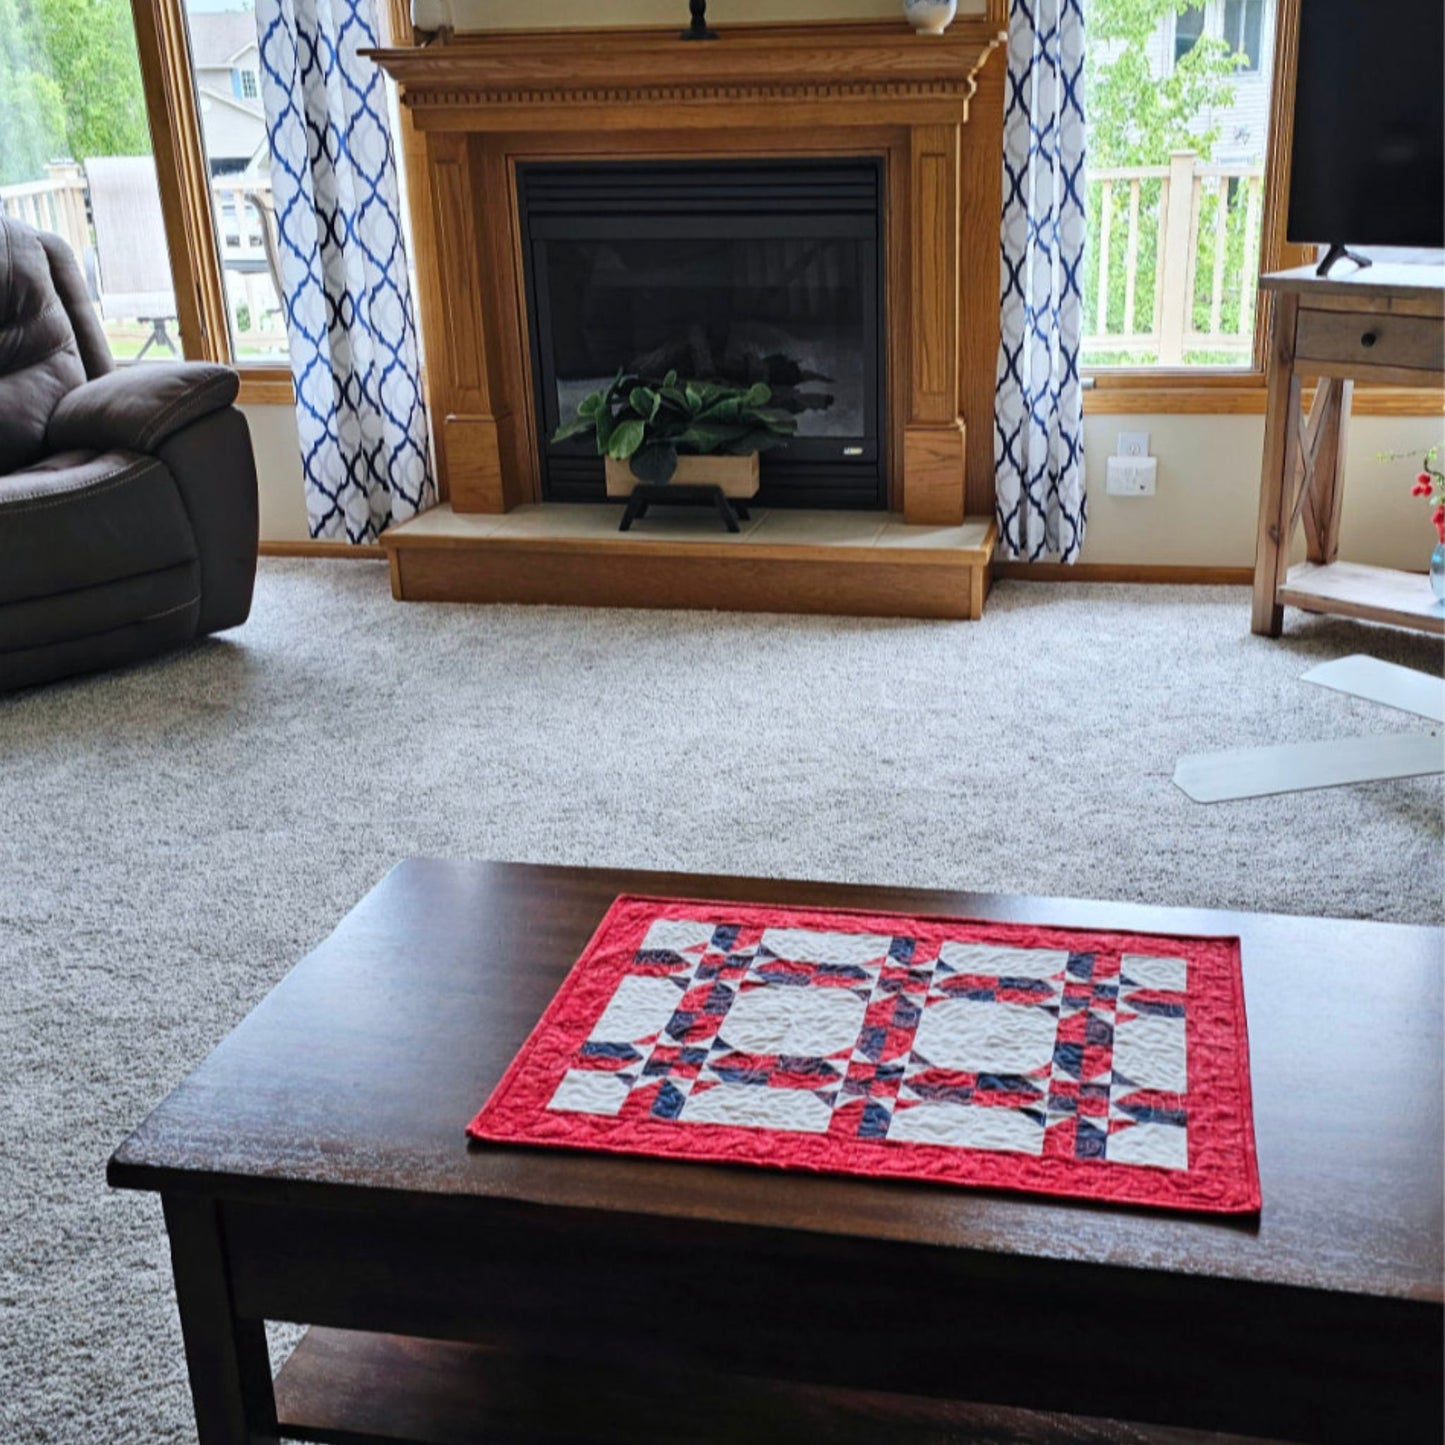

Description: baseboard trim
[259,541,386,559]
[993,562,1254,585]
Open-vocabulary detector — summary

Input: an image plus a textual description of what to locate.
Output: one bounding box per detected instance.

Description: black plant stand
[618,484,750,534]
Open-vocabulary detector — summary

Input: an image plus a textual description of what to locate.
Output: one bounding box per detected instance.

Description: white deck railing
[1085,151,1265,366]
[0,165,284,351]
[7,153,1266,369]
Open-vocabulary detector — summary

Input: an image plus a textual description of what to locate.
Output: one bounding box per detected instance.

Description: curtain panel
[256,0,434,542]
[995,0,1087,562]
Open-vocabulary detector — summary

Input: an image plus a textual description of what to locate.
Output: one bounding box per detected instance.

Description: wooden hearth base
[383,506,996,620]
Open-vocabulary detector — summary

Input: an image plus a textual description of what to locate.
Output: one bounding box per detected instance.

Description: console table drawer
[1295,307,1443,376]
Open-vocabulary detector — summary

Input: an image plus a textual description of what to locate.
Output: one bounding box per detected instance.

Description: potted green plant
[553,370,797,498]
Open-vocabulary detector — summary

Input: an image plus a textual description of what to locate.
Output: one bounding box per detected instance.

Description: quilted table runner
[469,896,1260,1214]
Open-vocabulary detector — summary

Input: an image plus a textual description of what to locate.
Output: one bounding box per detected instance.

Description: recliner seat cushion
[0,222,89,473]
[0,450,198,604]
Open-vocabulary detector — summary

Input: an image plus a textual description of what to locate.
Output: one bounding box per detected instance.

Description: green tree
[27,0,151,165]
[1084,0,1255,364]
[1088,0,1243,167]
[0,0,67,184]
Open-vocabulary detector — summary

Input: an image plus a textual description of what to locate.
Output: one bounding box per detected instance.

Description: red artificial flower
[1434,505,1445,544]
[1413,477,1434,496]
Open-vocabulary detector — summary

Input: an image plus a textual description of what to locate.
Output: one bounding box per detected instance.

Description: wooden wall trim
[993,562,1255,585]
[259,541,386,559]
[1085,384,1443,416]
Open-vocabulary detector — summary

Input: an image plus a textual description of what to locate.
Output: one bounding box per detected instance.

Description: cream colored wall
[249,397,1444,571]
[441,0,985,30]
[1081,412,1444,571]
[242,404,311,542]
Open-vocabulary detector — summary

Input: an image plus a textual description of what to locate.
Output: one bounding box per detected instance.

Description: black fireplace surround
[520,158,886,509]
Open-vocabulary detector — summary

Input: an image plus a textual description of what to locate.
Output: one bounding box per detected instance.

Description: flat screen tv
[1288,0,1445,275]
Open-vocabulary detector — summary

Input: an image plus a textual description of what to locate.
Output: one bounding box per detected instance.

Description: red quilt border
[469,894,1261,1216]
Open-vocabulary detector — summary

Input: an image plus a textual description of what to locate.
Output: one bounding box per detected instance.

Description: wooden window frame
[127,0,1435,419]
[1084,0,1441,417]
[129,0,293,404]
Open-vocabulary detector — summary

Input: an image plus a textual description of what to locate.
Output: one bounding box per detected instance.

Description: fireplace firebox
[520,159,886,509]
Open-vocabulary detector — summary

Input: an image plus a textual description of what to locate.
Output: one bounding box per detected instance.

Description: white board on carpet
[1173,732,1444,803]
[1301,655,1445,723]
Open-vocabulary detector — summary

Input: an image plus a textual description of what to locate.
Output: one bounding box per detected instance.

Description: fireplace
[366,13,1007,618]
[520,159,887,509]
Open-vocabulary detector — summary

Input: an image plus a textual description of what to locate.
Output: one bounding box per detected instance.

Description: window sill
[1084,378,1442,416]
[236,370,296,406]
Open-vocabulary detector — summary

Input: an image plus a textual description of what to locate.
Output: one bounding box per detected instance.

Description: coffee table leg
[162,1195,279,1445]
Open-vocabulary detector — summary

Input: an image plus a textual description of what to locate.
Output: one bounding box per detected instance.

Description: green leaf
[552,416,595,444]
[630,442,678,485]
[607,418,646,460]
[684,384,704,415]
[663,369,679,388]
[743,382,772,408]
[594,408,615,455]
[629,386,662,422]
[696,398,745,424]
[577,391,606,419]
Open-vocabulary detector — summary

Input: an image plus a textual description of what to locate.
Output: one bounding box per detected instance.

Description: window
[185,5,286,363]
[1083,0,1278,372]
[0,0,188,363]
[1173,4,1206,66]
[1223,0,1264,70]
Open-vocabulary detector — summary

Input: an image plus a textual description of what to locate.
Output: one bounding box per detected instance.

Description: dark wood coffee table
[108,860,1444,1444]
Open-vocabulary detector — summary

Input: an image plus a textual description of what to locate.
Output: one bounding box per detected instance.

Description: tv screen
[1288,0,1445,251]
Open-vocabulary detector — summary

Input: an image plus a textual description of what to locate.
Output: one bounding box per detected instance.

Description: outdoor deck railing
[1085,151,1265,366]
[0,164,284,346]
[6,152,1266,369]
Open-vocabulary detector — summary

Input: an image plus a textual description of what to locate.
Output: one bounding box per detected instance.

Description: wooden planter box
[604,453,761,500]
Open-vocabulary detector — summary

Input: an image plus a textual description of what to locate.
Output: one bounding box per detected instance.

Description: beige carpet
[1,561,1440,1442]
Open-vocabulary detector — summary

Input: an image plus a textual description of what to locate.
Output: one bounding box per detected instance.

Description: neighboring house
[188,8,269,176]
[1146,0,1277,167]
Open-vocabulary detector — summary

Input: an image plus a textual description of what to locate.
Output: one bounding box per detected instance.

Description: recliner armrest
[46,364,241,456]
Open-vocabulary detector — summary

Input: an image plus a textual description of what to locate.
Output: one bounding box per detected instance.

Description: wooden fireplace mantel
[369,18,1004,125]
[367,14,1007,528]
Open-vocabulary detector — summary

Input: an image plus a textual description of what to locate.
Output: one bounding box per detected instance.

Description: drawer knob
[1361,331,1379,348]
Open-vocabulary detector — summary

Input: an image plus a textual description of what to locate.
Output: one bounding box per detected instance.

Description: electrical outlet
[1106,456,1158,496]
[1117,430,1151,458]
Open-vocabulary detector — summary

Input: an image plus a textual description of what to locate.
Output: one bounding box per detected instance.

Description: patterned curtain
[995,0,1087,562]
[256,0,434,542]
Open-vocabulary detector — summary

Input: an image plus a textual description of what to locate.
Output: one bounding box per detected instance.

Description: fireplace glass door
[520,160,886,508]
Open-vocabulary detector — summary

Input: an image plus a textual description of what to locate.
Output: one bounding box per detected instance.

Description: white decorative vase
[903,0,957,35]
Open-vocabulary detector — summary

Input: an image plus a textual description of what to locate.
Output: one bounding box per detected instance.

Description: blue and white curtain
[995,0,1087,562]
[256,0,433,542]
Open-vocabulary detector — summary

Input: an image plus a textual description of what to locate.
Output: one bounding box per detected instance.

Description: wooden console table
[1251,262,1444,637]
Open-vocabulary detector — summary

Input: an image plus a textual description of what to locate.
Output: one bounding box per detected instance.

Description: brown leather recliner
[0,216,258,693]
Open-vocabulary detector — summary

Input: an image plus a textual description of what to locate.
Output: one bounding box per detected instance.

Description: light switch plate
[1117,431,1151,458]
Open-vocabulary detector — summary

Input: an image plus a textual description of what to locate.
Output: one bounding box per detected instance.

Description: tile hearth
[382,505,996,620]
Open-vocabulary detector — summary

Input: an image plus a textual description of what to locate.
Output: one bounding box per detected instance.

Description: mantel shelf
[364,18,1006,106]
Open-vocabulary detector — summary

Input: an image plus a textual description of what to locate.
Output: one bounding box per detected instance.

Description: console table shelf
[1279,559,1445,636]
[1251,262,1445,638]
